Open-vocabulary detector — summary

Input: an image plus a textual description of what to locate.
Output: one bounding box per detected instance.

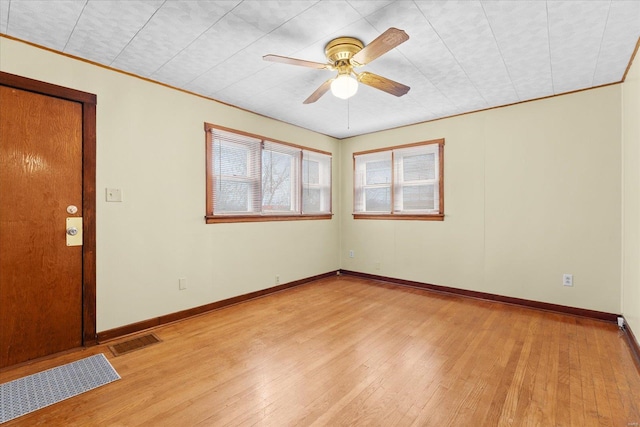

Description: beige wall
[340,86,623,314]
[1,35,633,332]
[0,37,341,332]
[623,50,640,333]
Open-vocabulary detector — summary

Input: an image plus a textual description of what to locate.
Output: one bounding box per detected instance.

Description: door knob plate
[66,217,83,246]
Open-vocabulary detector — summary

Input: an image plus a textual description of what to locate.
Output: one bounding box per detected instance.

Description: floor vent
[108,333,162,357]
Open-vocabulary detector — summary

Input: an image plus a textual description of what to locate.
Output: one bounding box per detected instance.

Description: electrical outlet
[275,275,280,285]
[375,261,381,270]
[563,274,573,287]
[179,278,187,290]
[349,250,354,258]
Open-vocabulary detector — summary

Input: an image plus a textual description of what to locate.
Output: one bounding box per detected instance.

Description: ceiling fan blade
[303,79,333,104]
[357,72,410,97]
[263,54,329,69]
[351,28,409,66]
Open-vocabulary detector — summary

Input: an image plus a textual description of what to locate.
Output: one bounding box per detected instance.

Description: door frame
[0,71,97,346]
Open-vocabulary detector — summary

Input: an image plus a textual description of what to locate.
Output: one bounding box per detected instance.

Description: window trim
[205,123,332,224]
[353,138,444,221]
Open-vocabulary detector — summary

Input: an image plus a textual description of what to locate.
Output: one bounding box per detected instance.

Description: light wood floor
[2,275,640,426]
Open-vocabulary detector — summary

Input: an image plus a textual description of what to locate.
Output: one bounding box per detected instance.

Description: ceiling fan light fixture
[330,74,358,100]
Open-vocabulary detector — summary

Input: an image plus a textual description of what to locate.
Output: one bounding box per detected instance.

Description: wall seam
[621,83,626,316]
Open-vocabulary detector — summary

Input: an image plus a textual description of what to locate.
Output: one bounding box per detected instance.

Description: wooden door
[0,84,87,368]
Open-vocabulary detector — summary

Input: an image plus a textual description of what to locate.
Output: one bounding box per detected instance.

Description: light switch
[106,188,122,202]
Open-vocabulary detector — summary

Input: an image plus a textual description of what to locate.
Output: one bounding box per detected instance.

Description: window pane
[263,150,292,211]
[366,160,391,185]
[365,187,391,211]
[214,180,250,212]
[302,159,320,184]
[214,143,248,176]
[403,153,434,181]
[303,151,331,214]
[403,185,434,210]
[302,188,321,212]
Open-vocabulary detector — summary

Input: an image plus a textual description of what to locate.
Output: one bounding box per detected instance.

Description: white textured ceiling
[1,0,639,138]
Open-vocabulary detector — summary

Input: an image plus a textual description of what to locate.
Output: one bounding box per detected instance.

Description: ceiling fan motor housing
[325,37,364,68]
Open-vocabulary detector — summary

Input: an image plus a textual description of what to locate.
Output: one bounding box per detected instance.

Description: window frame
[353,139,444,221]
[205,123,332,224]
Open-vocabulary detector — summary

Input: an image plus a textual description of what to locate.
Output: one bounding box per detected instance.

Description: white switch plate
[179,278,187,290]
[563,274,573,287]
[106,188,122,202]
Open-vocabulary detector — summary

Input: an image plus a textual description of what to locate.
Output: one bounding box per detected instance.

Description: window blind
[211,129,261,214]
[354,151,392,213]
[302,150,331,213]
[393,144,439,213]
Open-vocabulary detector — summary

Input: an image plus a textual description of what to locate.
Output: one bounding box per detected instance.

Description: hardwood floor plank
[1,276,639,426]
[554,318,572,427]
[468,307,521,425]
[576,318,604,425]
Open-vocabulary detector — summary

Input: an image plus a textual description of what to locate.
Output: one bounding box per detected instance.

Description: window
[353,139,444,220]
[206,124,332,223]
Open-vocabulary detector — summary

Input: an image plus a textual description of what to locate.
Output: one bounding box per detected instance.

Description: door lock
[66,227,78,236]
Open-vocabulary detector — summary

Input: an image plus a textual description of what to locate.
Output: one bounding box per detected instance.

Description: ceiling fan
[263,27,410,104]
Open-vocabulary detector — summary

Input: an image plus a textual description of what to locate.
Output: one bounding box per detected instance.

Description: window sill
[352,213,444,221]
[206,214,333,224]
